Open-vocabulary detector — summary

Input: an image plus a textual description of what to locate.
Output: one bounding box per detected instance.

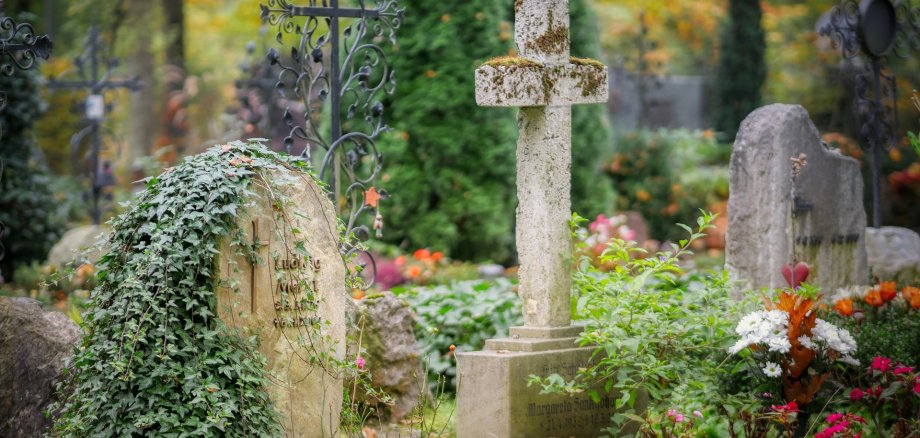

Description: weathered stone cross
[475,0,608,329]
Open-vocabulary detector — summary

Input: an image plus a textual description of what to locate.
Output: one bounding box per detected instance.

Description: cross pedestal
[456,1,618,437]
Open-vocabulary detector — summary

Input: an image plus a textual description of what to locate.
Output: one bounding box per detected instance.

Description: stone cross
[474,0,608,328]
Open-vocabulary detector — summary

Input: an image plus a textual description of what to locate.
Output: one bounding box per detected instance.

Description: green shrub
[0,54,65,281]
[530,214,755,433]
[392,279,522,392]
[713,0,766,141]
[606,130,728,242]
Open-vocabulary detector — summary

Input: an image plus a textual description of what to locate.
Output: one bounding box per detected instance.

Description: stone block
[457,346,618,438]
[865,226,920,282]
[475,62,608,108]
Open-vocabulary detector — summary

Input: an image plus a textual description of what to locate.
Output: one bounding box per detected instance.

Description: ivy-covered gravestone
[53,141,347,437]
[215,154,347,435]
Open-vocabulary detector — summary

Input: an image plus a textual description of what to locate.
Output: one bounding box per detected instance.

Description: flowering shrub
[846,356,920,437]
[395,248,447,284]
[574,213,642,270]
[814,412,867,438]
[638,408,705,438]
[829,282,920,368]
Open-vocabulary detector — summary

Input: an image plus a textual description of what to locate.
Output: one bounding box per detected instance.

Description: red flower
[914,383,920,395]
[413,248,431,261]
[871,356,891,372]
[431,251,444,262]
[864,287,885,307]
[850,388,865,401]
[893,366,914,375]
[770,400,799,413]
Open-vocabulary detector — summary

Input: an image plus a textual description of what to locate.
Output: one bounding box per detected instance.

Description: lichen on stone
[525,10,568,55]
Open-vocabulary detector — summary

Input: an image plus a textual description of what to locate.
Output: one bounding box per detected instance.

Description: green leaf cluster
[391,278,522,393]
[530,214,757,433]
[50,140,319,436]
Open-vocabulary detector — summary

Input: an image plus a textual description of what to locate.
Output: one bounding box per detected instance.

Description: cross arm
[474,57,608,108]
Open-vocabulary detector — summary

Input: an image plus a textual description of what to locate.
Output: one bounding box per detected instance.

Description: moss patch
[482,56,542,68]
[570,56,604,67]
[574,64,606,97]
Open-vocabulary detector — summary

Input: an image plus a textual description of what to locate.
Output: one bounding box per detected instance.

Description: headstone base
[456,326,623,438]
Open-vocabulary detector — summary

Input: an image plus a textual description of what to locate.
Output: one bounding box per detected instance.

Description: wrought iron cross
[260,0,403,286]
[819,0,920,227]
[46,25,141,225]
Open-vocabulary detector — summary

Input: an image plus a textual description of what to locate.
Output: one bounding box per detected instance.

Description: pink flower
[356,356,366,370]
[871,356,891,372]
[914,383,920,395]
[667,408,677,418]
[893,366,914,375]
[850,388,865,401]
[693,410,703,418]
[674,414,685,423]
[770,401,799,413]
[826,413,844,424]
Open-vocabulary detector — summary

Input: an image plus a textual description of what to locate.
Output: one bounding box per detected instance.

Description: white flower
[762,362,782,378]
[767,335,791,354]
[811,318,858,357]
[839,355,860,366]
[798,335,816,350]
[765,310,788,326]
[729,338,750,355]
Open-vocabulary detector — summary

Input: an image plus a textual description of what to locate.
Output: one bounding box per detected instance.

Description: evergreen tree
[569,0,615,217]
[0,62,65,280]
[713,0,766,141]
[379,0,518,263]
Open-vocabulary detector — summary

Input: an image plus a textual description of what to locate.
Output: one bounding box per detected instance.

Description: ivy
[51,140,327,437]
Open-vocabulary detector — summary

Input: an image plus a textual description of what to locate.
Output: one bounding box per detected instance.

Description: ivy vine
[51,140,341,436]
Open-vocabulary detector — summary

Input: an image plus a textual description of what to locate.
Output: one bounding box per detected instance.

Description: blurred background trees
[2,0,918,269]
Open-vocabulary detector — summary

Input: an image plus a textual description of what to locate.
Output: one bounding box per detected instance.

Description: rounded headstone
[215,169,347,436]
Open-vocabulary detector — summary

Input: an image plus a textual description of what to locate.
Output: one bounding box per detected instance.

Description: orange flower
[413,248,431,261]
[636,189,651,203]
[879,281,898,301]
[903,286,920,309]
[395,255,407,267]
[833,298,854,316]
[406,265,423,280]
[431,251,444,263]
[864,287,885,307]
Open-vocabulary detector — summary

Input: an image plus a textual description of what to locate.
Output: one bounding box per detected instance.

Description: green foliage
[606,130,728,241]
[50,140,324,436]
[0,55,66,281]
[530,214,756,433]
[378,0,518,263]
[830,305,920,371]
[392,279,522,393]
[713,0,766,141]
[570,0,615,218]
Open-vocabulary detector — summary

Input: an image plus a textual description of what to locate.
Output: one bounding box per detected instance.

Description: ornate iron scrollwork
[0,17,52,77]
[260,0,403,287]
[819,0,919,227]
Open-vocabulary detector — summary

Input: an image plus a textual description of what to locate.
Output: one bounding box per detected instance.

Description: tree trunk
[124,0,157,171]
[162,0,184,71]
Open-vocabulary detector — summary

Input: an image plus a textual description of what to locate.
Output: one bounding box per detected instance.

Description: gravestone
[726,104,869,291]
[457,1,619,436]
[865,227,920,282]
[215,170,347,436]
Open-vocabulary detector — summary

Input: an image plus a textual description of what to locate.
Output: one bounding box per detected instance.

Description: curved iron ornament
[0,17,52,77]
[819,0,919,227]
[260,0,403,288]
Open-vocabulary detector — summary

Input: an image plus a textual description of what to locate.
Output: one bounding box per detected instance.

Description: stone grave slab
[215,169,347,437]
[726,104,869,290]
